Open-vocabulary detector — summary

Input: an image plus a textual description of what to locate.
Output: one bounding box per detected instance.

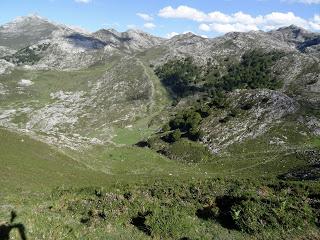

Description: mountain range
[0,15,319,153]
[0,14,320,239]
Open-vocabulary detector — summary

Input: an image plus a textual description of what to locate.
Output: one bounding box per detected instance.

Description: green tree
[171,129,182,142]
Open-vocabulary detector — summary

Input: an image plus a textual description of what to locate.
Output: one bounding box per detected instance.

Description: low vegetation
[3,43,50,65]
[5,178,320,239]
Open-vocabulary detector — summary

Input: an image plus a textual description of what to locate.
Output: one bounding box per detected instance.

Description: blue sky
[0,0,319,37]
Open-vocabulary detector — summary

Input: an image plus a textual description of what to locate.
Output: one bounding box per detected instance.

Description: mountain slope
[0,54,169,149]
[0,128,110,191]
[0,15,319,154]
[0,16,320,240]
[93,28,165,52]
[0,15,63,50]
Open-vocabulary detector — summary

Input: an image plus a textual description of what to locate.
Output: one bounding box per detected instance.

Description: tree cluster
[154,57,202,98]
[163,106,210,143]
[217,50,284,91]
[155,50,284,99]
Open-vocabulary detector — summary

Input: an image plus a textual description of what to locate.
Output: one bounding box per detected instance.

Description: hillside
[0,15,319,239]
[0,128,109,191]
[0,17,319,152]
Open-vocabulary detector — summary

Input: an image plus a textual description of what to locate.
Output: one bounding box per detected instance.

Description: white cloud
[137,13,154,21]
[199,23,211,32]
[159,6,207,22]
[263,12,306,26]
[314,14,320,23]
[144,22,156,29]
[310,15,320,30]
[166,32,179,38]
[207,11,232,23]
[206,23,259,34]
[75,0,92,3]
[158,6,320,33]
[310,22,320,30]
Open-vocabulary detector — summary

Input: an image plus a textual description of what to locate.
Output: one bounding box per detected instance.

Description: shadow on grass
[130,211,152,236]
[196,195,246,230]
[0,211,27,240]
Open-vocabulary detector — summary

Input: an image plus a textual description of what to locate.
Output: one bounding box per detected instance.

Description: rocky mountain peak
[270,25,317,43]
[267,25,320,53]
[1,14,59,32]
[92,28,164,51]
[167,32,208,45]
[5,14,46,25]
[124,29,164,41]
[94,28,120,37]
[277,24,309,33]
[0,14,63,49]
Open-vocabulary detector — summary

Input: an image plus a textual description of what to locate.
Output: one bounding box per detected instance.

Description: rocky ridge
[0,15,319,152]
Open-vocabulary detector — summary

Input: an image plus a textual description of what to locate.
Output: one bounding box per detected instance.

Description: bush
[162,123,170,132]
[210,183,317,234]
[188,128,205,141]
[171,129,182,142]
[170,110,201,131]
[231,197,315,233]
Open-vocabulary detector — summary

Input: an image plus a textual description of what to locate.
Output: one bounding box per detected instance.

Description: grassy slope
[0,128,112,192]
[0,54,171,146]
[1,115,317,239]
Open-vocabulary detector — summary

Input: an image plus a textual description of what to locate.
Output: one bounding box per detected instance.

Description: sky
[0,0,319,38]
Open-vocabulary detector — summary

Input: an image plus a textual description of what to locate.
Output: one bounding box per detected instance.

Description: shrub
[231,197,315,234]
[171,129,182,142]
[162,123,171,132]
[154,49,284,100]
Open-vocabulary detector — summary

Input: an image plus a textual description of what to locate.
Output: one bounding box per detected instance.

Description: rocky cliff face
[268,25,320,57]
[0,16,319,151]
[201,89,299,153]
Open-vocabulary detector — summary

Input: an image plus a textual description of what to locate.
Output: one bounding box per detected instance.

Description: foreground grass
[1,121,319,239]
[2,177,320,239]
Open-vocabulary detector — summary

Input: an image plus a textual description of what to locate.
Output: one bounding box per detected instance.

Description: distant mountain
[0,15,319,154]
[93,28,165,51]
[0,15,65,50]
[269,25,320,53]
